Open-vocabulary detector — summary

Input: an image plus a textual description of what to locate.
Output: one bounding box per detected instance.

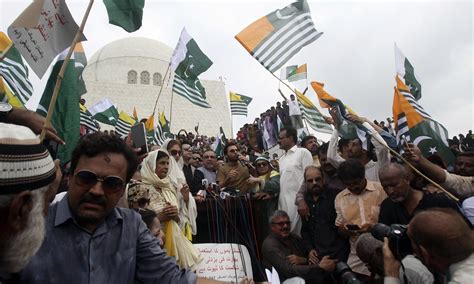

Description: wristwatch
[0,102,13,121]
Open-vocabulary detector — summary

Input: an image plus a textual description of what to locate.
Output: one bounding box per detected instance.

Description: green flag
[103,0,145,32]
[394,43,422,100]
[214,126,227,158]
[37,50,80,165]
[170,28,213,108]
[88,98,119,126]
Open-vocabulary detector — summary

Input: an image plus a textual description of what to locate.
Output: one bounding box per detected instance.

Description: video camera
[371,223,408,259]
[335,262,361,284]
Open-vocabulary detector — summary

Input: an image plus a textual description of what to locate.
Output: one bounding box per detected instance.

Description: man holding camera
[383,208,474,283]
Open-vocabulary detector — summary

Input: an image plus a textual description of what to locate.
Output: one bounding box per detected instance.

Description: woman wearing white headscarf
[159,139,198,239]
[141,149,201,270]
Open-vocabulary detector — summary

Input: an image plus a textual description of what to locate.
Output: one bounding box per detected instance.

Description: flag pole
[169,90,175,130]
[40,0,95,142]
[369,132,459,202]
[152,63,171,115]
[269,72,295,94]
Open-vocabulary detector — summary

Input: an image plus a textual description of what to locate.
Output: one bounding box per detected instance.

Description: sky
[1,0,472,140]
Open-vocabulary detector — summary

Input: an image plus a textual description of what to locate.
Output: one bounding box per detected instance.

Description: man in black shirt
[181,142,204,195]
[378,162,462,227]
[301,166,350,263]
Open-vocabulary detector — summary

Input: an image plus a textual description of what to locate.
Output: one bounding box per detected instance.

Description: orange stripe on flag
[311,81,335,108]
[0,31,13,55]
[295,64,307,74]
[235,16,274,54]
[394,82,425,128]
[145,114,154,131]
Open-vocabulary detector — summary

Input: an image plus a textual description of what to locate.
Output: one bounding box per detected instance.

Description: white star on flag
[429,147,437,154]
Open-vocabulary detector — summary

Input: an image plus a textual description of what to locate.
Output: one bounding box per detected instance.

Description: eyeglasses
[271,221,291,227]
[170,150,181,156]
[228,149,238,153]
[256,163,269,168]
[74,170,125,193]
[193,157,202,161]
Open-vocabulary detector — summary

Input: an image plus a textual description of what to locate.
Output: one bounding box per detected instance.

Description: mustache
[80,193,106,207]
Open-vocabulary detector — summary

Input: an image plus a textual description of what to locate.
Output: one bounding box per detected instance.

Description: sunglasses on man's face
[170,150,181,156]
[73,170,125,193]
[193,157,202,161]
[256,163,269,168]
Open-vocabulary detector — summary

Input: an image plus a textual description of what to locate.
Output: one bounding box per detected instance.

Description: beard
[0,191,46,273]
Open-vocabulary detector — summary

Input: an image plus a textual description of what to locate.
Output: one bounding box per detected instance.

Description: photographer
[383,208,474,283]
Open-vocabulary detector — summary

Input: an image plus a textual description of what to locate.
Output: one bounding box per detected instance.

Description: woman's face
[168,144,181,162]
[256,161,270,175]
[155,156,170,179]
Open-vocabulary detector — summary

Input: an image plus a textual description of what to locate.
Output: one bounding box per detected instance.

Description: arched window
[141,71,150,85]
[153,72,162,86]
[128,70,137,84]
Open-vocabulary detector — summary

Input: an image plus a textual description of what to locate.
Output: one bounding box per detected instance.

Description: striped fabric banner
[235,0,322,73]
[79,104,99,132]
[115,111,137,138]
[0,32,33,105]
[173,74,210,108]
[229,92,252,116]
[295,90,332,134]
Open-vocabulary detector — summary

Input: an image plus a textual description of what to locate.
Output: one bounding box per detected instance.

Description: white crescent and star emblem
[412,135,431,146]
[275,8,296,20]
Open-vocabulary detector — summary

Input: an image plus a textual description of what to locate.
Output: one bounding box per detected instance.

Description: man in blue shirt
[19,132,197,283]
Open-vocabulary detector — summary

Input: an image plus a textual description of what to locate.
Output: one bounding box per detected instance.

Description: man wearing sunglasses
[19,132,199,283]
[262,210,337,283]
[181,143,205,196]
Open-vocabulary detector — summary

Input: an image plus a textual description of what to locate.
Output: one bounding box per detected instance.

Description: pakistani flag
[171,28,213,108]
[213,126,227,158]
[115,111,137,138]
[88,98,119,126]
[37,49,80,165]
[312,81,370,149]
[79,104,99,133]
[294,89,332,134]
[235,0,323,73]
[0,31,33,106]
[393,76,454,167]
[103,0,145,32]
[394,43,422,100]
[0,77,24,108]
[229,92,252,116]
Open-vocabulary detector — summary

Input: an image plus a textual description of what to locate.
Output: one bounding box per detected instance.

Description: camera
[335,262,361,284]
[371,223,408,259]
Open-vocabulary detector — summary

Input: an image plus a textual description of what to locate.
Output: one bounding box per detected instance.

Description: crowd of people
[1,102,473,284]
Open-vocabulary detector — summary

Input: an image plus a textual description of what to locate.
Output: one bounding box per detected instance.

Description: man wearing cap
[0,123,59,279]
[19,132,212,283]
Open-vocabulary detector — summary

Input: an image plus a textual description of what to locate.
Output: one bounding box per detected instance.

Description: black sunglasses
[256,162,269,167]
[74,170,125,193]
[170,150,181,156]
[271,221,291,227]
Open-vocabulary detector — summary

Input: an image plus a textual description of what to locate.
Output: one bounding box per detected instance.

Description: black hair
[317,142,329,156]
[156,151,169,161]
[337,159,365,181]
[301,135,317,148]
[70,132,139,182]
[135,208,157,229]
[224,142,238,155]
[280,127,297,144]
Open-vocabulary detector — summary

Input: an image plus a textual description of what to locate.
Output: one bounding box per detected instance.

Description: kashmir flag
[393,76,454,166]
[73,43,87,96]
[394,43,422,101]
[36,49,80,165]
[8,0,86,78]
[103,0,144,33]
[235,0,323,73]
[0,32,33,106]
[145,113,167,146]
[0,77,24,108]
[115,111,137,138]
[288,64,307,82]
[312,81,369,148]
[79,104,99,133]
[88,98,119,126]
[229,92,253,116]
[294,89,332,134]
[171,28,213,108]
[280,65,297,80]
